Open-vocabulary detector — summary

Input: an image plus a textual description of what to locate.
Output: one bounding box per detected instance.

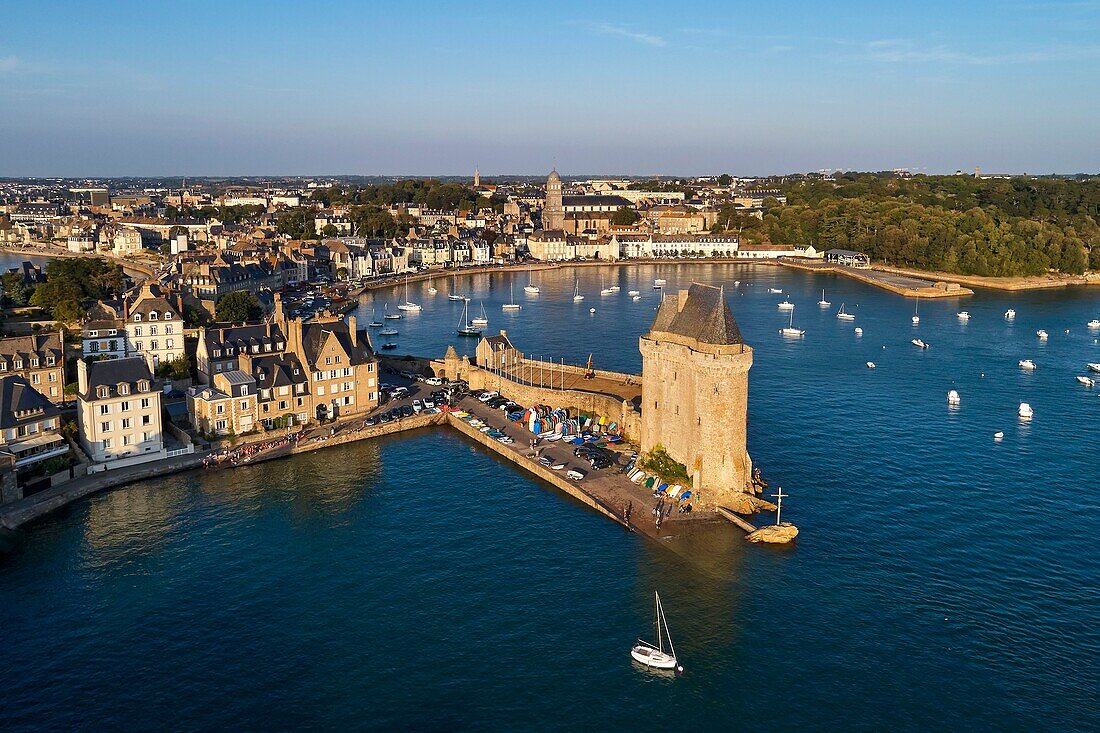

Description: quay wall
[779,258,973,298]
[454,365,642,443]
[445,413,627,527]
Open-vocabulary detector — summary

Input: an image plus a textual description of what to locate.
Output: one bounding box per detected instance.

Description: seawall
[779,258,974,298]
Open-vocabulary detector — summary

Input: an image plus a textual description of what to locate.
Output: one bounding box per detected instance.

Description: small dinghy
[768,287,783,294]
[957,312,970,321]
[631,591,682,673]
[380,327,398,336]
[854,327,863,335]
[628,290,640,297]
[994,431,1004,440]
[1004,309,1016,320]
[1088,319,1100,330]
[866,361,876,369]
[1036,329,1048,340]
[911,338,928,349]
[1076,375,1095,387]
[1019,359,1036,371]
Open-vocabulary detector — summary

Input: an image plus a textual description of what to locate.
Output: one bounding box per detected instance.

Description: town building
[186,370,258,436]
[0,375,68,475]
[0,332,65,403]
[475,330,523,371]
[196,321,287,384]
[825,248,870,268]
[639,284,753,503]
[124,282,186,370]
[81,300,128,359]
[76,357,166,468]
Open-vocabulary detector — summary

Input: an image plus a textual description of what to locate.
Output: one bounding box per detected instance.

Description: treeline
[275,205,417,240]
[733,174,1099,276]
[2,258,127,321]
[307,180,488,211]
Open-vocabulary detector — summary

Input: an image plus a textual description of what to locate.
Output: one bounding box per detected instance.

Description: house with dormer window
[76,357,165,467]
[124,282,186,370]
[0,375,68,473]
[0,332,65,403]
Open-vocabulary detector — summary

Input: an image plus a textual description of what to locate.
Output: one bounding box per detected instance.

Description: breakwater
[779,257,974,298]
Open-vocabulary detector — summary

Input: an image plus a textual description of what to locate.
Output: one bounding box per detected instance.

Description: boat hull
[630,645,677,670]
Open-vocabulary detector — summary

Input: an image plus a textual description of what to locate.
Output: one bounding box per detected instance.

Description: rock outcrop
[746,522,799,544]
[725,492,777,515]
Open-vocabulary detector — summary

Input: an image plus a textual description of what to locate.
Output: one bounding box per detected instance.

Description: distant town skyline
[2,1,1099,176]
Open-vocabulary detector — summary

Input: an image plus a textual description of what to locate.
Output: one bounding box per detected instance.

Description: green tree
[718,174,732,186]
[321,223,339,237]
[215,290,263,324]
[155,354,193,381]
[611,207,639,226]
[1,272,31,306]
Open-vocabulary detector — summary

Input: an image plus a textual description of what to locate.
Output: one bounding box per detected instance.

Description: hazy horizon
[3,1,1099,177]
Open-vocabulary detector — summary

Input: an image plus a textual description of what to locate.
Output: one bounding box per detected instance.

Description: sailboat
[379,325,398,336]
[524,267,540,294]
[471,301,488,326]
[383,302,401,320]
[911,297,920,325]
[836,304,855,321]
[573,280,584,302]
[448,274,465,301]
[601,276,613,296]
[456,299,483,337]
[427,276,437,295]
[368,307,383,328]
[502,283,521,310]
[630,591,682,673]
[777,298,794,310]
[397,275,422,311]
[780,306,804,336]
[818,289,831,307]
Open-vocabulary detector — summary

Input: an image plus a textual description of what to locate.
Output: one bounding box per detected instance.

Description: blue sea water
[2,264,1099,732]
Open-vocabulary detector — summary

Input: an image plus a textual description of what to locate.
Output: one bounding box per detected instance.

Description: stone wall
[639,334,753,501]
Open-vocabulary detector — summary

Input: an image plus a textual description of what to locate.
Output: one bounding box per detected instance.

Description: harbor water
[2,264,1098,731]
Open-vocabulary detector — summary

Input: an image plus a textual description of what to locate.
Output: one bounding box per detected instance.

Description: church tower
[473,166,480,188]
[639,284,753,505]
[543,169,564,231]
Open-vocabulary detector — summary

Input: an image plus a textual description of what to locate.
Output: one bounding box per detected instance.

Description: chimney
[348,316,357,346]
[77,358,89,396]
[677,289,690,312]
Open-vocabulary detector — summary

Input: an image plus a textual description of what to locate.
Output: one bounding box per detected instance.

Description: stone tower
[639,283,753,504]
[474,166,480,188]
[543,169,564,231]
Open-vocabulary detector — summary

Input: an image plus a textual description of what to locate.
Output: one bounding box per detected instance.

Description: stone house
[76,357,166,467]
[186,370,258,436]
[0,332,65,403]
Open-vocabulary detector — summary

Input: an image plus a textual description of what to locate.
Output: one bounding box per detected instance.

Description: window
[133,314,142,322]
[166,339,174,349]
[149,311,158,321]
[141,398,150,409]
[99,404,110,415]
[279,400,288,410]
[14,360,22,369]
[149,326,158,336]
[142,432,151,442]
[49,372,57,382]
[317,386,325,396]
[30,358,39,367]
[142,414,151,426]
[240,400,249,410]
[325,357,332,365]
[164,312,172,320]
[97,386,110,399]
[216,404,225,414]
[134,341,143,351]
[119,384,129,395]
[122,418,131,429]
[215,419,227,431]
[240,386,248,396]
[165,325,173,334]
[120,401,130,411]
[151,341,158,351]
[123,434,132,446]
[101,421,111,432]
[31,373,39,384]
[103,438,112,449]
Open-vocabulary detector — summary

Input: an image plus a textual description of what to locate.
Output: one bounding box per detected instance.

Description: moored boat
[1076,375,1095,387]
[837,304,855,321]
[777,299,794,310]
[630,591,682,673]
[471,301,489,326]
[911,338,928,349]
[818,289,831,307]
[1019,359,1036,371]
[1004,309,1016,320]
[957,311,970,321]
[1036,329,1048,340]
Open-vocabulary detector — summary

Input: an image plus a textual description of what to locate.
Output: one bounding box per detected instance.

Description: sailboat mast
[658,593,676,660]
[655,591,662,653]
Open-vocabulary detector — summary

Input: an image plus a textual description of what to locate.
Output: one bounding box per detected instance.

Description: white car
[412,400,423,412]
[423,399,435,409]
[478,391,499,402]
[424,377,443,386]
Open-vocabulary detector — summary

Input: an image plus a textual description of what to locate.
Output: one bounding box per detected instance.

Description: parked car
[424,377,443,386]
[590,456,614,470]
[412,400,423,412]
[391,387,409,399]
[423,399,435,409]
[400,405,414,417]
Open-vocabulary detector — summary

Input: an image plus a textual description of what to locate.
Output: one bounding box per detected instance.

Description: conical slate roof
[649,283,743,345]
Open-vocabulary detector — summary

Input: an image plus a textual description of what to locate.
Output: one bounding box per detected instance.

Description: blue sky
[1,0,1098,176]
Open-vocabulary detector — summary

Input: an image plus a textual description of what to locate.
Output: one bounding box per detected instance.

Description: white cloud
[863,38,1100,65]
[590,23,666,48]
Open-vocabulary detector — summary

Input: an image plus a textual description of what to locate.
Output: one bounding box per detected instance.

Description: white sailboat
[397,275,421,311]
[524,267,540,294]
[448,274,465,300]
[630,591,682,673]
[601,276,613,296]
[471,301,489,327]
[456,299,482,337]
[780,306,804,336]
[573,280,584,302]
[818,289,831,307]
[911,297,920,325]
[777,298,794,311]
[502,283,522,310]
[836,304,855,321]
[368,307,383,328]
[427,276,437,295]
[383,302,401,320]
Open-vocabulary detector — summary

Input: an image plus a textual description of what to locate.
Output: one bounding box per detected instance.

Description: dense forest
[719,174,1099,276]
